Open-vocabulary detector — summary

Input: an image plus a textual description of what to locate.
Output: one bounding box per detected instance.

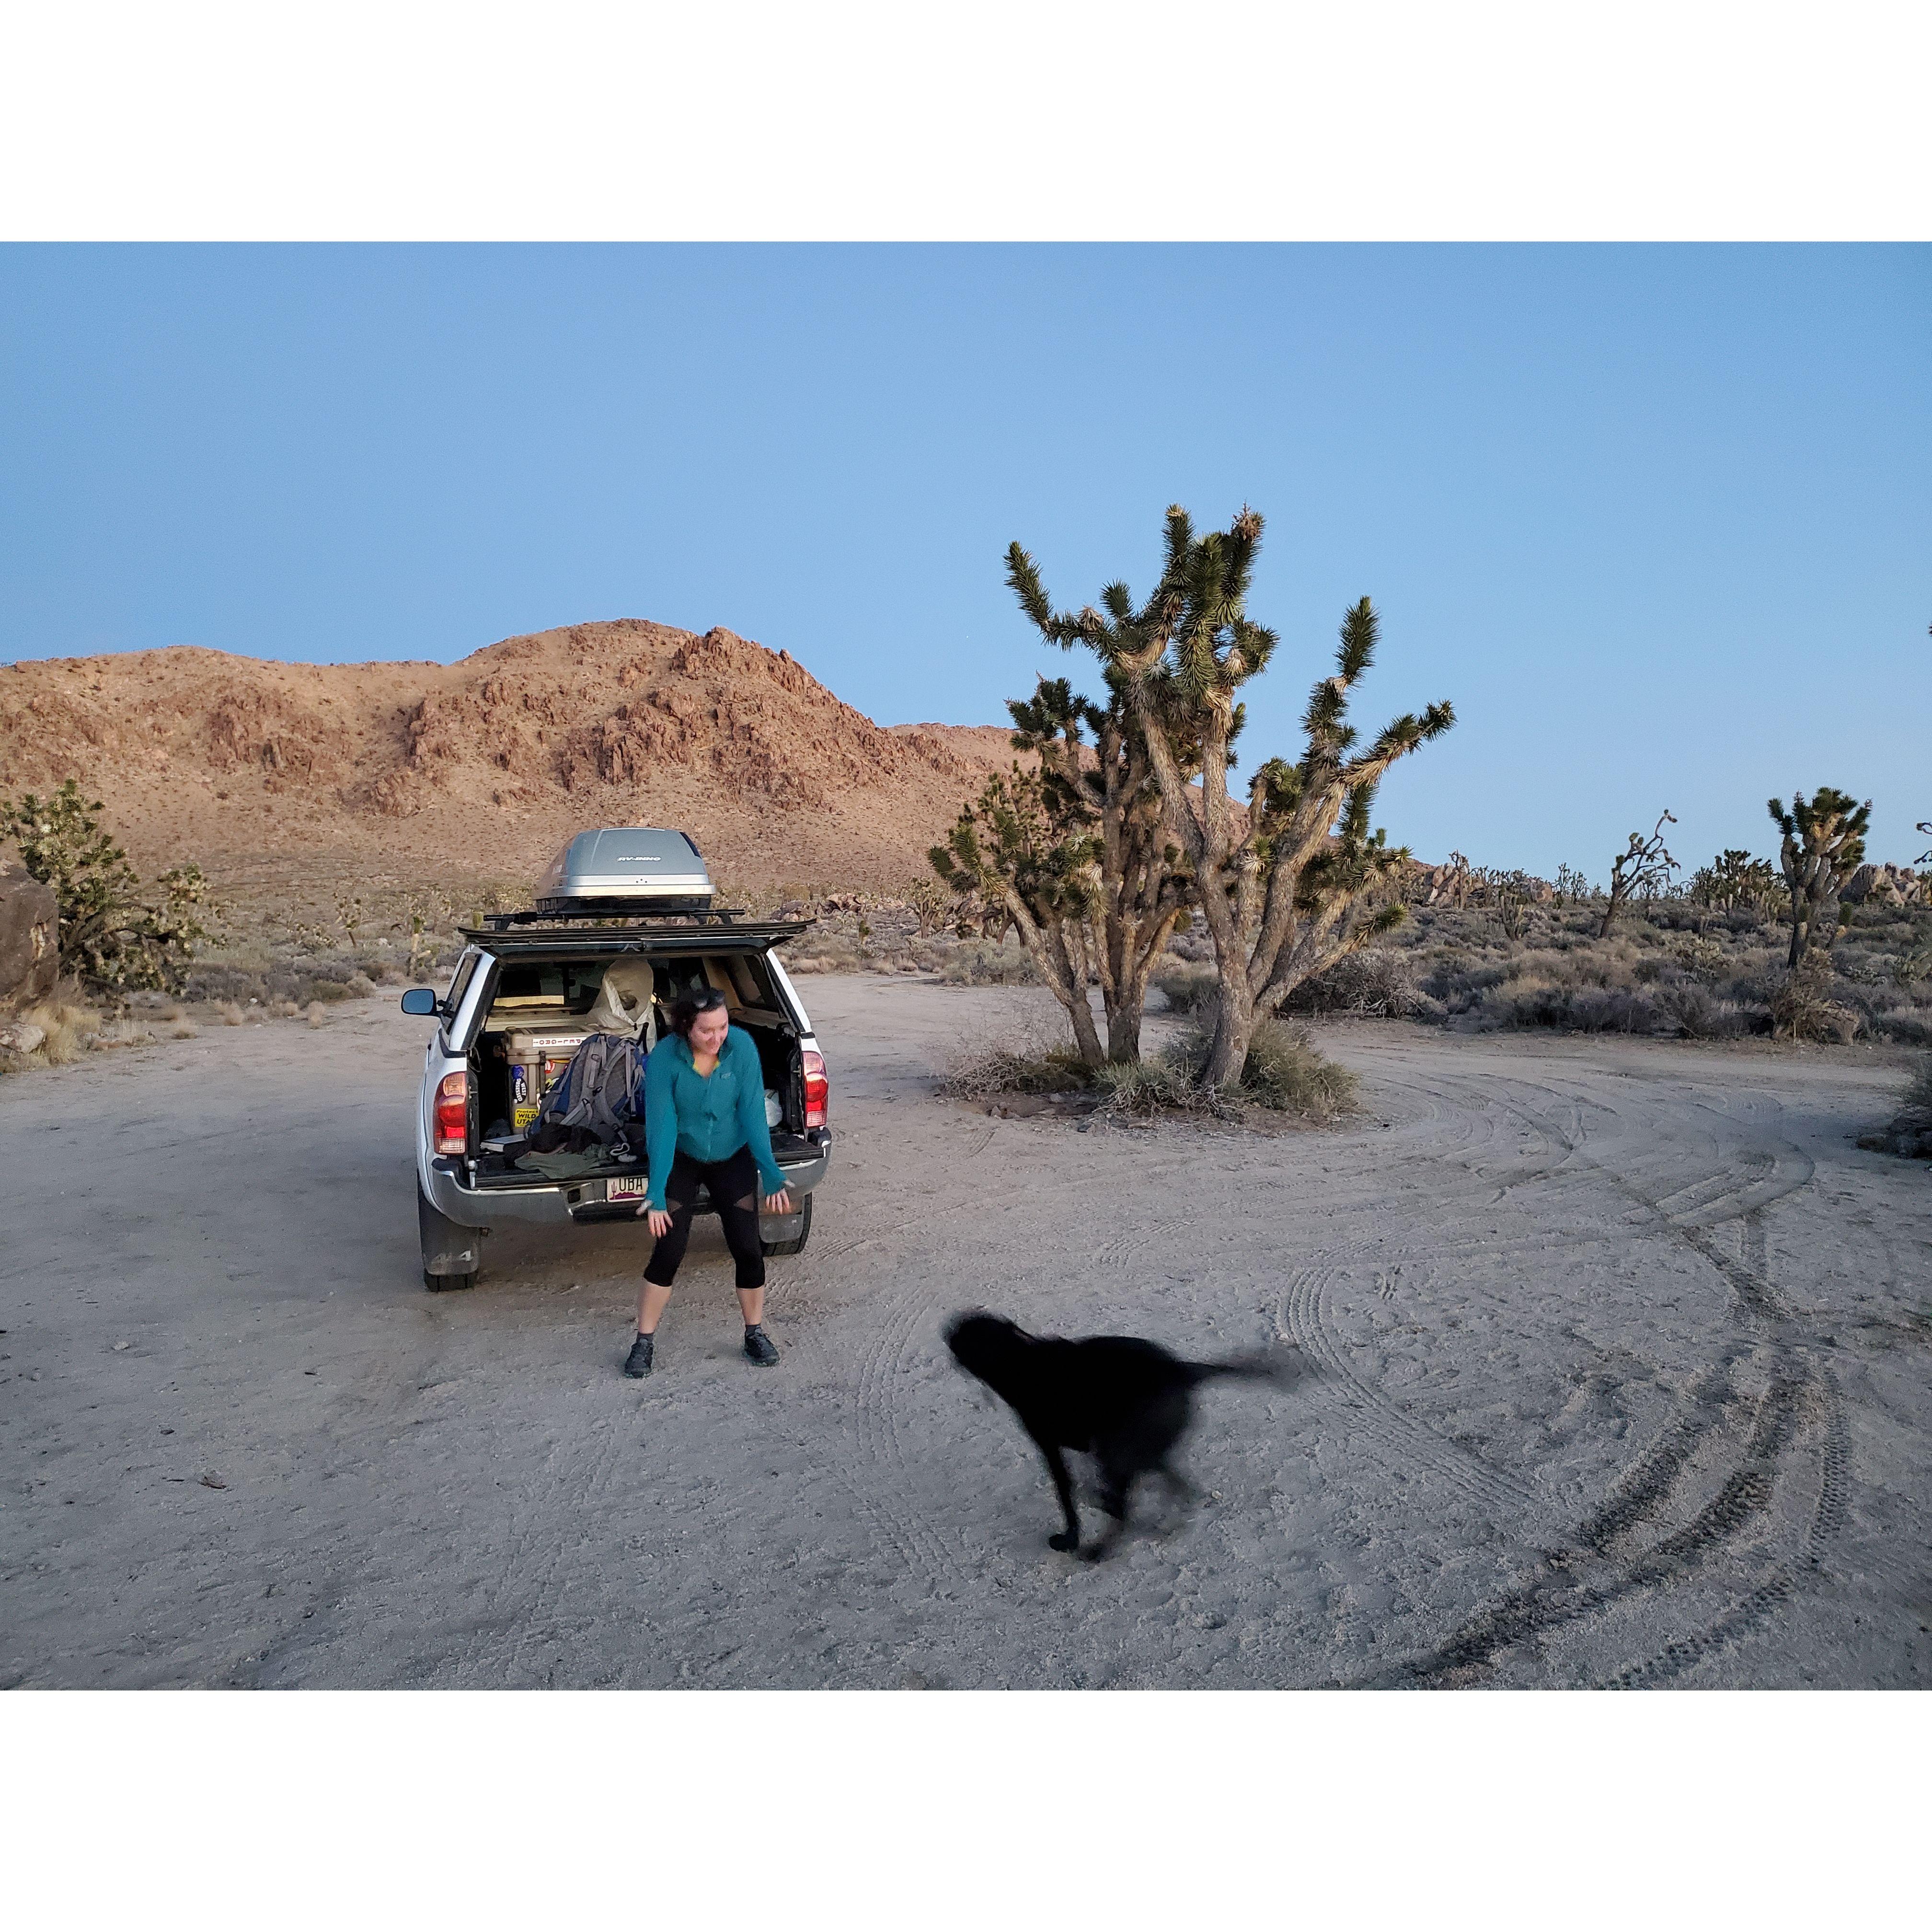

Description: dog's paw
[1048,1531,1080,1553]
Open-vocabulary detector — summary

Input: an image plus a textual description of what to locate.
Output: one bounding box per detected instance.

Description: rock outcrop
[0,619,1026,895]
[0,868,58,1013]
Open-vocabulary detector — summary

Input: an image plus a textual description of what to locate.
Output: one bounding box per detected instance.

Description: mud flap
[418,1181,486,1279]
[760,1192,812,1257]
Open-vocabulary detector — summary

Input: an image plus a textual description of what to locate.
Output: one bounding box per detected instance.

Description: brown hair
[668,985,728,1040]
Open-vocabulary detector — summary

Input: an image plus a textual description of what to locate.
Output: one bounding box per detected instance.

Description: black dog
[944,1311,1305,1560]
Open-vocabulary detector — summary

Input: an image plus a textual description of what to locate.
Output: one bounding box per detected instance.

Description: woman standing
[624,985,793,1378]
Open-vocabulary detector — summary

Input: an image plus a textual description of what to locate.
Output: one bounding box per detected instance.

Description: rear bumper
[420,1139,831,1234]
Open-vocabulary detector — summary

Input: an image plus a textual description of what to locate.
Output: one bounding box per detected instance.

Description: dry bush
[937,1040,1094,1101]
[1239,1021,1361,1118]
[938,940,1039,987]
[1125,1017,1359,1122]
[305,1001,327,1029]
[216,1000,247,1026]
[1857,1055,1932,1160]
[1283,947,1431,1018]
[0,996,102,1070]
[1093,1055,1222,1117]
[1770,957,1861,1043]
[1151,963,1219,1014]
[168,1022,199,1040]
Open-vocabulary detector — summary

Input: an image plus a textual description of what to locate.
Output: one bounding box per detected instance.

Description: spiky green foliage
[930,768,1106,1065]
[0,779,214,994]
[1688,849,1780,920]
[1008,506,1454,1088]
[1768,786,1872,966]
[1000,668,1198,1061]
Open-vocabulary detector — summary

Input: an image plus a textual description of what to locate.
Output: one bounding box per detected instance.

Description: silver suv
[402,913,830,1291]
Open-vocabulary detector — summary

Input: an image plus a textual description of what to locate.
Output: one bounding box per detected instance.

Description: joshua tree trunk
[929,767,1108,1068]
[1000,886,1104,1065]
[1004,673,1194,1064]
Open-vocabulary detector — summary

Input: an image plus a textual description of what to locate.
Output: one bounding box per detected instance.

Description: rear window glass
[491,960,610,1013]
[443,951,482,1015]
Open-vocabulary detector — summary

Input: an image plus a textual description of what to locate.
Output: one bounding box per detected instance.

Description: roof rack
[460,909,817,945]
[479,903,750,931]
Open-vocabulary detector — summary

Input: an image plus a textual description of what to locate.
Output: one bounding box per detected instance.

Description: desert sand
[1,977,1926,1689]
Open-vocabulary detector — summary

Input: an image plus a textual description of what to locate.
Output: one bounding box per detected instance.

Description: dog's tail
[1184,1345,1316,1387]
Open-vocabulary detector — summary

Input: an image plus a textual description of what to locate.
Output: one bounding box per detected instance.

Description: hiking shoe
[743,1325,780,1368]
[622,1333,655,1379]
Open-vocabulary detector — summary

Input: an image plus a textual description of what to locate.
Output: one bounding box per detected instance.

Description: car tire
[761,1192,813,1258]
[424,1268,477,1293]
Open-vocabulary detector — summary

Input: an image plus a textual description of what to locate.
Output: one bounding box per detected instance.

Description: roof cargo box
[533,828,714,914]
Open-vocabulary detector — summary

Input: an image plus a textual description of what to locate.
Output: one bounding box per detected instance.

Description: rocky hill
[0,619,1028,906]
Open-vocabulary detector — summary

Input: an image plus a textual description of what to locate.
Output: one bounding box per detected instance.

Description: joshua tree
[1552,862,1594,909]
[1768,787,1871,966]
[1003,673,1197,1062]
[0,779,213,993]
[1687,850,1780,921]
[1009,505,1454,1090]
[1598,812,1678,937]
[931,767,1106,1065]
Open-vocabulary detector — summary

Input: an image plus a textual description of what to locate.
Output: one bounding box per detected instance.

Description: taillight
[434,1071,470,1154]
[802,1048,828,1129]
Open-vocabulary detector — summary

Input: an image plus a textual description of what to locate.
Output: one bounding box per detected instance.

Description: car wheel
[761,1192,813,1258]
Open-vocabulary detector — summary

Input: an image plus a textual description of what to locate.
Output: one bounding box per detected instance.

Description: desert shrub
[936,1041,1094,1100]
[1770,956,1861,1043]
[0,996,102,1071]
[1238,1019,1361,1117]
[1151,962,1219,1013]
[1282,947,1430,1018]
[1857,1055,1932,1160]
[1093,1054,1221,1117]
[938,940,1039,987]
[1651,981,1750,1039]
[1162,1016,1359,1120]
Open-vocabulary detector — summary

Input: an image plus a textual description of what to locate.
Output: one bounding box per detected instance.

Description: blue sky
[2,244,1925,876]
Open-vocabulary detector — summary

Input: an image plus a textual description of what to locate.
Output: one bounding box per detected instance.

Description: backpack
[526,1030,647,1154]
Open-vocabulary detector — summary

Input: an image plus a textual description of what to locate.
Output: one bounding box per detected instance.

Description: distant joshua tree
[1768,788,1872,966]
[1598,811,1678,937]
[1688,849,1780,921]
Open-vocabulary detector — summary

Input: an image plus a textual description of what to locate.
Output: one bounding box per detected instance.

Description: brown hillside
[0,619,1026,904]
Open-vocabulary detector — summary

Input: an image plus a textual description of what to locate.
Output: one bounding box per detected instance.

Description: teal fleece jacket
[642,1025,788,1212]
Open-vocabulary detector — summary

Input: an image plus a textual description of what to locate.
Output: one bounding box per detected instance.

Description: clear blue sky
[2,244,1925,876]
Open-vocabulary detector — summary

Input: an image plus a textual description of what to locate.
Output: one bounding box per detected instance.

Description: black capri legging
[642,1145,766,1291]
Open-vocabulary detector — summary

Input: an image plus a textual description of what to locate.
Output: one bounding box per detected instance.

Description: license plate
[606,1177,650,1201]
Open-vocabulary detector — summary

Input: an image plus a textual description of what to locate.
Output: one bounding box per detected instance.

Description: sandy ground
[2,978,1928,1690]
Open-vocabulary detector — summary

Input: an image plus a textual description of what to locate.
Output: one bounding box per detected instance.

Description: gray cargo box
[533,828,714,913]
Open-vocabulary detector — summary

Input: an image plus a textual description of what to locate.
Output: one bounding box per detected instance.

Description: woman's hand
[639,1206,672,1237]
[764,1188,794,1216]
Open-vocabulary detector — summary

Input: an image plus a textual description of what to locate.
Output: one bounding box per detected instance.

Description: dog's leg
[1035,1439,1081,1552]
[1079,1466,1134,1563]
